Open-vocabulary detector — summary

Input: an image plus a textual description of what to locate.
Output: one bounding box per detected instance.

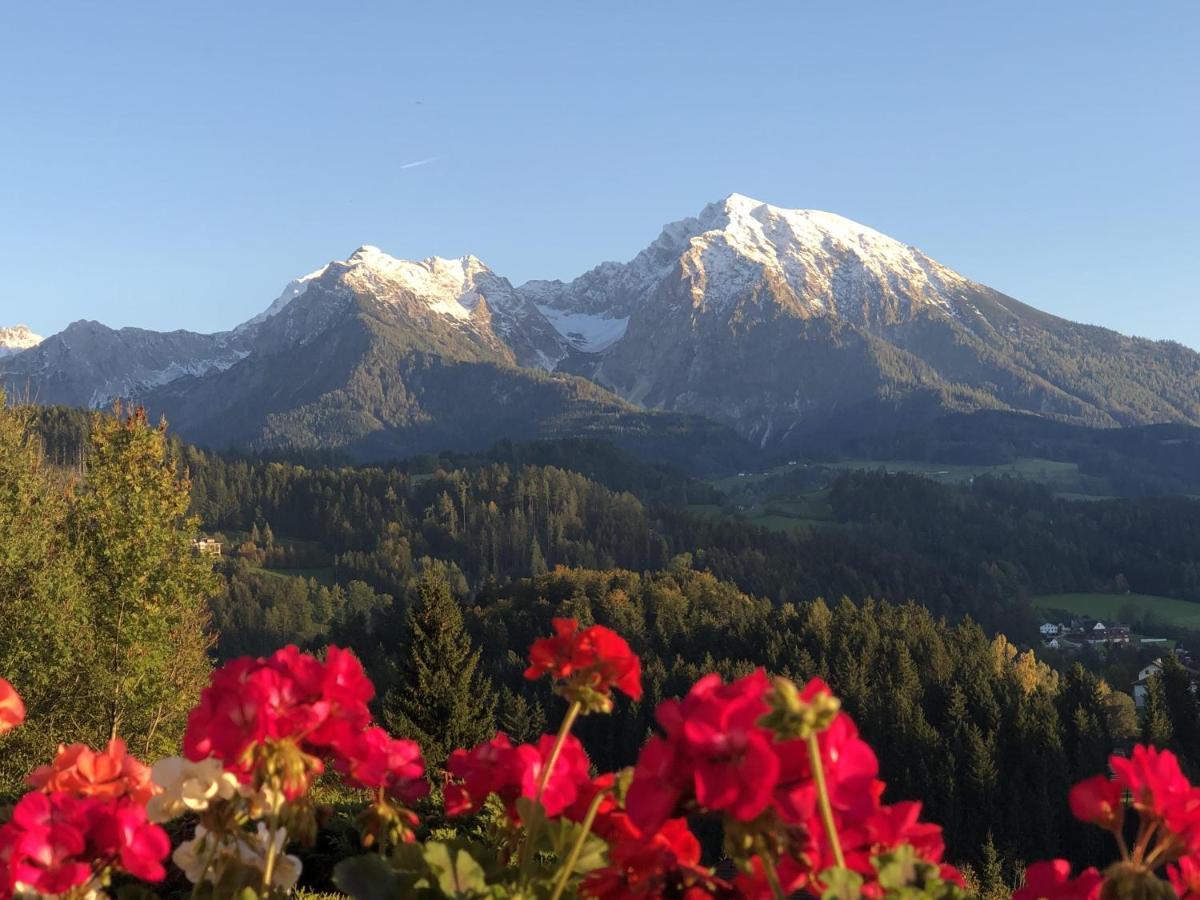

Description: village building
[191,537,222,557]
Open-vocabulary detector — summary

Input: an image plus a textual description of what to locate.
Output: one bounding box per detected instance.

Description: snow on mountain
[246,246,514,325]
[242,245,570,369]
[521,193,974,328]
[0,324,44,358]
[680,193,971,317]
[239,264,331,330]
[533,306,629,352]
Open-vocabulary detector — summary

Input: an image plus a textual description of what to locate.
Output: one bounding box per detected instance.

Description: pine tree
[498,686,547,744]
[69,406,217,758]
[1160,654,1200,765]
[1142,674,1174,748]
[978,834,1008,900]
[529,536,547,577]
[383,569,496,767]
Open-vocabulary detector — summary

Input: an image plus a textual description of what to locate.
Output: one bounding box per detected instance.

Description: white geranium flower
[172,826,217,883]
[148,756,241,822]
[243,822,303,890]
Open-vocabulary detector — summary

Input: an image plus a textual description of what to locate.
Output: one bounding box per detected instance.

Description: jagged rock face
[5,194,1198,456]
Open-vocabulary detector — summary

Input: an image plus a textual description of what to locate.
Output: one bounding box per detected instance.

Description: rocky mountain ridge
[4,194,1197,458]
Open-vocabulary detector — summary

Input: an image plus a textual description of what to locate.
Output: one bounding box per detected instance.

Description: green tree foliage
[0,396,88,788]
[0,402,217,794]
[1142,673,1174,748]
[68,406,218,758]
[382,569,496,767]
[1159,654,1200,767]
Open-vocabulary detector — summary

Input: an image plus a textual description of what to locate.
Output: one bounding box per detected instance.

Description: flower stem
[537,700,583,800]
[1131,818,1158,867]
[548,789,606,900]
[519,699,584,885]
[190,834,221,900]
[806,732,846,870]
[761,852,788,900]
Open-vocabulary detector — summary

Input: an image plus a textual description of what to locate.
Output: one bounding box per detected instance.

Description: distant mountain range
[4,194,1198,464]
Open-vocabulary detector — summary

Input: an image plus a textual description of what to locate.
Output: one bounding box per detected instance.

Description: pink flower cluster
[183,645,426,803]
[0,784,169,898]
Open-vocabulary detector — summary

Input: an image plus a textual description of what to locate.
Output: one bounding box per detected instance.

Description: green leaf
[543,818,610,875]
[875,845,920,891]
[424,841,491,898]
[820,866,865,900]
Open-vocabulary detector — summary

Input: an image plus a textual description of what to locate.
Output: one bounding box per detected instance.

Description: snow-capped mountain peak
[523,194,974,328]
[245,246,511,328]
[0,324,44,358]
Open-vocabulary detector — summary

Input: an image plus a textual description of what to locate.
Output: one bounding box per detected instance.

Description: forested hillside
[181,444,1200,645]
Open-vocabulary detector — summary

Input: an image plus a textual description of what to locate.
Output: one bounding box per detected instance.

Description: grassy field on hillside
[700,455,1103,533]
[1034,592,1200,629]
[249,565,337,586]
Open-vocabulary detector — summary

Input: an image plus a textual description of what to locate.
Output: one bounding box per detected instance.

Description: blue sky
[1,2,1197,348]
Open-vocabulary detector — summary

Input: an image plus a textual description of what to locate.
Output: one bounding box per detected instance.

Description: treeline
[32,405,1200,629]
[179,446,1200,643]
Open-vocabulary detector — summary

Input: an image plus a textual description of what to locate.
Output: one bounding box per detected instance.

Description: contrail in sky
[399,157,438,170]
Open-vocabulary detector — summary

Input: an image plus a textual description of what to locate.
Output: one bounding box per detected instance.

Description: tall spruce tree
[1159,654,1200,770]
[383,569,496,766]
[1142,673,1174,748]
[69,406,217,758]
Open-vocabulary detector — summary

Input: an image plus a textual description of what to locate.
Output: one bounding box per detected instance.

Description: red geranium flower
[336,726,429,806]
[1169,856,1200,900]
[525,618,642,704]
[2,792,92,897]
[773,711,879,828]
[1068,775,1125,832]
[183,645,375,796]
[0,678,24,736]
[444,733,517,817]
[627,670,778,833]
[87,801,172,882]
[27,739,158,807]
[733,854,810,900]
[1111,745,1193,822]
[581,818,726,899]
[1014,860,1103,900]
[444,731,592,819]
[564,773,640,844]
